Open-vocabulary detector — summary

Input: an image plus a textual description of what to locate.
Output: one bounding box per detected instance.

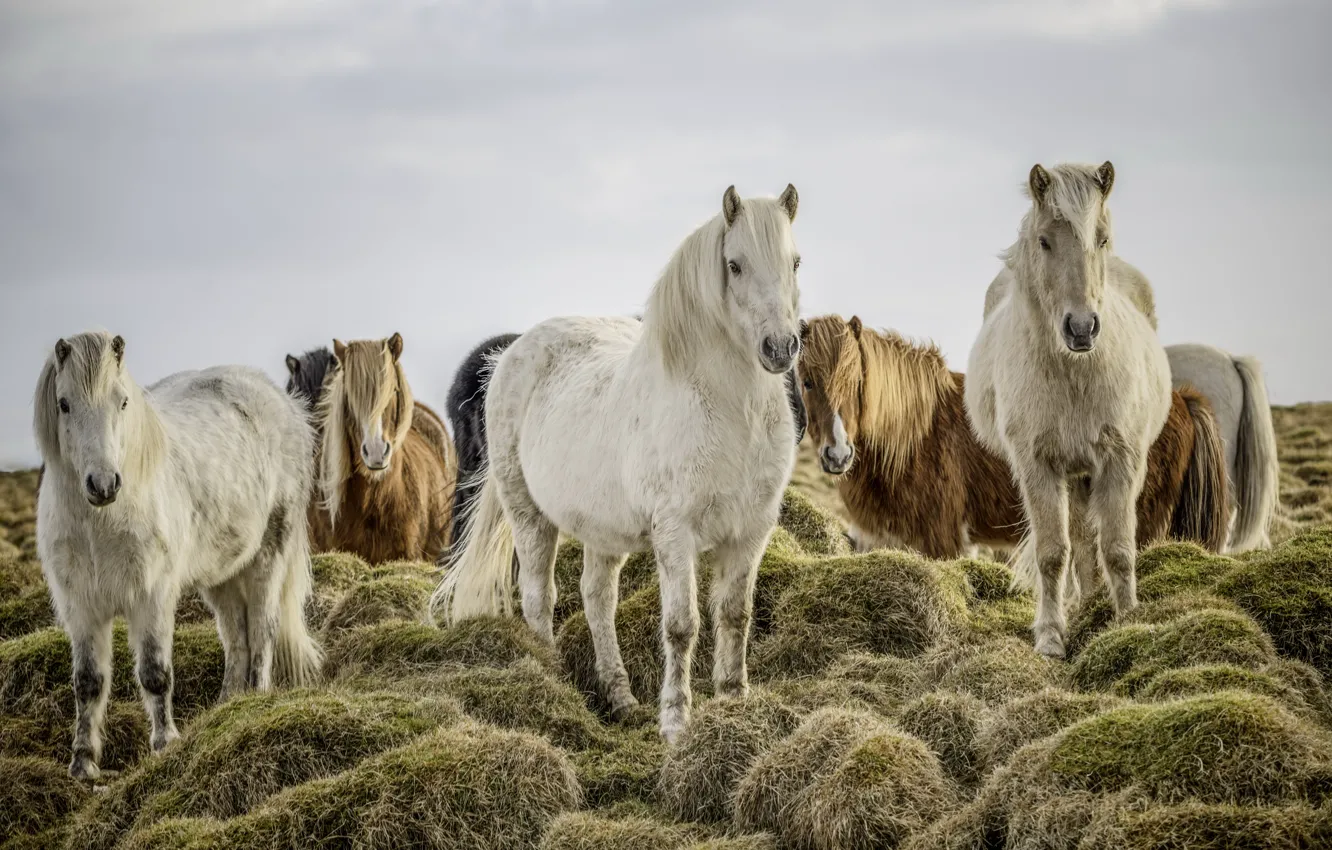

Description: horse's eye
[58,398,70,414]
[1098,237,1109,249]
[793,257,802,272]
[1038,236,1051,251]
[802,378,813,390]
[121,398,129,411]
[727,260,741,275]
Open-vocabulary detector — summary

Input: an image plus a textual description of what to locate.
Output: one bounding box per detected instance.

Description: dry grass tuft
[896,690,990,788]
[974,688,1127,774]
[0,756,88,844]
[325,616,557,678]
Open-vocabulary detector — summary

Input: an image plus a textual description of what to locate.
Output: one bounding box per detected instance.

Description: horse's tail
[274,522,323,686]
[429,462,514,625]
[1170,389,1231,553]
[1229,355,1279,552]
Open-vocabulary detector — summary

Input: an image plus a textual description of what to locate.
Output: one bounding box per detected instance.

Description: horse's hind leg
[1093,447,1143,616]
[66,615,114,781]
[581,548,638,718]
[711,529,766,699]
[492,462,560,642]
[127,593,181,752]
[1017,458,1071,658]
[203,580,251,699]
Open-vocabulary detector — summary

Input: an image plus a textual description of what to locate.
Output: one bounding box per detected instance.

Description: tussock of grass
[957,558,1017,603]
[656,691,800,824]
[750,551,968,679]
[975,688,1127,774]
[319,573,434,635]
[733,707,894,835]
[896,690,990,788]
[1215,525,1332,678]
[571,727,667,808]
[1078,800,1332,849]
[967,596,1036,642]
[1070,608,1276,695]
[783,729,956,850]
[116,724,581,850]
[928,637,1064,704]
[538,811,710,850]
[309,551,371,590]
[777,487,851,556]
[325,616,556,678]
[0,585,53,640]
[1138,664,1320,718]
[65,689,466,850]
[0,756,88,842]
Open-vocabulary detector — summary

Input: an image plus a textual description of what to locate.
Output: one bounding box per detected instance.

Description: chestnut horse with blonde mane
[313,333,457,563]
[798,314,1229,565]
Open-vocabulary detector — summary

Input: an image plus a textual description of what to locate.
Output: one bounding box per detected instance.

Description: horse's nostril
[112,473,122,492]
[85,475,97,495]
[1063,314,1075,339]
[784,334,799,359]
[1090,313,1101,338]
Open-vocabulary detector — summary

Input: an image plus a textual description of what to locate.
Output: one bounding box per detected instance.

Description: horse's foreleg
[581,548,637,718]
[653,521,698,744]
[1092,450,1143,616]
[1018,460,1071,658]
[203,582,250,699]
[710,531,765,699]
[128,598,180,753]
[67,615,114,781]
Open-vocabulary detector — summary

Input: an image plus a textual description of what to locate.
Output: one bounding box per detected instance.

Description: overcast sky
[2,0,1328,468]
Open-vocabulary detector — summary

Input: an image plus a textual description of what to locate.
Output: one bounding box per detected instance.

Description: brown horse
[312,333,456,563]
[797,315,1229,564]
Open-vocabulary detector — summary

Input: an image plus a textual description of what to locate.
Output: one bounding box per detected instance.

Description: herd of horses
[30,166,1280,779]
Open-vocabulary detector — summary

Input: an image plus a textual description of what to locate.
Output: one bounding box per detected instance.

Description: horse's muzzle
[85,472,121,507]
[759,333,799,374]
[820,445,854,475]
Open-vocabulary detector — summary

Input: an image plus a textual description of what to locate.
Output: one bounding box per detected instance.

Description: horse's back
[1108,257,1158,330]
[1166,343,1244,466]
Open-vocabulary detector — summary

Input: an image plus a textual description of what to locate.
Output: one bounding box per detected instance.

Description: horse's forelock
[1030,163,1111,252]
[340,340,401,425]
[848,324,953,477]
[801,316,862,412]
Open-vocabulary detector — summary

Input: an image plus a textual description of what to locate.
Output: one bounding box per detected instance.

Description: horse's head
[721,184,802,374]
[326,333,414,477]
[285,347,335,412]
[798,315,865,475]
[35,332,133,506]
[1018,161,1116,355]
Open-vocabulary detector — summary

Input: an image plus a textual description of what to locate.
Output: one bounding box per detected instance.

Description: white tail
[275,523,322,685]
[429,463,515,625]
[1229,356,1279,552]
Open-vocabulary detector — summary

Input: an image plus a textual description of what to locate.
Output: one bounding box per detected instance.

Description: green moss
[1044,693,1332,804]
[776,487,850,556]
[325,616,556,678]
[1070,609,1276,695]
[750,551,968,679]
[319,574,434,635]
[975,688,1127,773]
[1215,525,1332,678]
[656,691,800,824]
[66,689,465,850]
[897,690,990,787]
[0,756,88,842]
[1138,665,1319,718]
[1079,800,1332,850]
[784,729,955,849]
[309,551,371,590]
[932,637,1064,704]
[733,707,894,835]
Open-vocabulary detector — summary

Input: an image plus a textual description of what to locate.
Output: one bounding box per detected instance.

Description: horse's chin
[362,464,391,480]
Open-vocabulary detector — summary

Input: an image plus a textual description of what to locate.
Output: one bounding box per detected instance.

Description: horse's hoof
[1034,631,1066,659]
[69,756,101,784]
[609,695,642,723]
[151,729,180,753]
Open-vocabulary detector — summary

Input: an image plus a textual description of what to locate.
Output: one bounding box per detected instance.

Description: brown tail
[1170,388,1231,553]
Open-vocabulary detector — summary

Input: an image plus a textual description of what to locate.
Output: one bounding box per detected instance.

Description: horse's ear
[722,185,742,227]
[1028,164,1052,202]
[333,339,347,364]
[110,335,125,366]
[848,316,863,339]
[778,183,798,222]
[1095,161,1115,197]
[285,354,300,376]
[799,319,810,343]
[387,332,403,362]
[54,339,72,367]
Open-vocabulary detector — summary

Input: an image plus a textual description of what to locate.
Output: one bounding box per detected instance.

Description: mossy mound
[1078,800,1332,850]
[896,690,990,788]
[1266,659,1332,722]
[689,837,777,850]
[656,691,800,824]
[1215,525,1332,678]
[783,729,956,850]
[975,688,1127,773]
[0,756,88,843]
[309,551,372,590]
[777,487,851,556]
[326,616,556,678]
[763,648,922,716]
[1070,608,1276,695]
[319,573,434,635]
[1008,693,1332,806]
[0,585,53,640]
[114,724,581,850]
[538,811,710,850]
[1138,664,1321,718]
[571,727,667,808]
[733,707,894,835]
[0,623,223,769]
[66,689,466,850]
[929,637,1064,704]
[750,551,968,679]
[957,558,1017,603]
[967,596,1037,642]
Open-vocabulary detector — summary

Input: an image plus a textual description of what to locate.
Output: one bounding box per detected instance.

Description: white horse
[1166,343,1279,551]
[432,185,802,742]
[966,162,1172,658]
[34,332,321,781]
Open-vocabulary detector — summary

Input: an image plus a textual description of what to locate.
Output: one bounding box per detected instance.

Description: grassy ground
[1,403,1329,849]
